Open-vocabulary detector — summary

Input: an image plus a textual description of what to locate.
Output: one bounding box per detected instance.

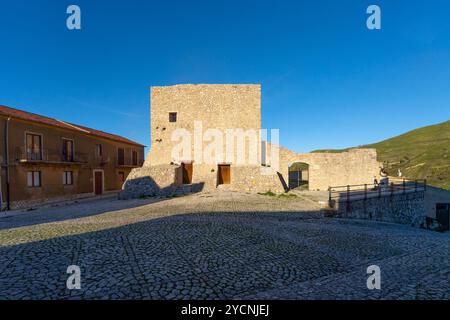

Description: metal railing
[15,147,88,164]
[15,147,144,167]
[93,155,111,166]
[115,157,144,167]
[328,179,427,206]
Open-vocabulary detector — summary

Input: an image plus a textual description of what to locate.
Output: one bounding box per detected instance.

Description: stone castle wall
[120,164,180,199]
[121,163,286,197]
[227,166,285,193]
[336,191,426,227]
[146,84,261,166]
[121,84,382,198]
[273,146,382,191]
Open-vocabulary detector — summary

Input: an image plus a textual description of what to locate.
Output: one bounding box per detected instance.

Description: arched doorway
[288,162,309,190]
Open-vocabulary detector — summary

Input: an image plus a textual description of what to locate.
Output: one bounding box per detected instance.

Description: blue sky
[1,0,449,153]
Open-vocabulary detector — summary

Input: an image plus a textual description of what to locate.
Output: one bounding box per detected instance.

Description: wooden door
[182,163,193,184]
[436,204,450,231]
[118,148,125,166]
[218,165,230,185]
[132,150,138,166]
[62,139,74,162]
[94,171,103,195]
[26,133,42,160]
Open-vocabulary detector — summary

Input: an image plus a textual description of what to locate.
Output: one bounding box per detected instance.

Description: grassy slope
[313,120,450,190]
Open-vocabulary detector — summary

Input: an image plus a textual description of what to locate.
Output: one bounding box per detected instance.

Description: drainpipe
[4,117,10,211]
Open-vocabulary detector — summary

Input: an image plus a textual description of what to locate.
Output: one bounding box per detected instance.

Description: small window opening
[169,112,177,123]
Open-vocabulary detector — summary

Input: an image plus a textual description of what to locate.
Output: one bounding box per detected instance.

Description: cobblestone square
[0,192,448,300]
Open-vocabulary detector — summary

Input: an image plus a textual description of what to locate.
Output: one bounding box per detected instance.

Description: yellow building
[0,105,145,210]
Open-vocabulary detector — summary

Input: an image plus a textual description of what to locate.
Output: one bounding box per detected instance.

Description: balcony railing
[115,157,144,168]
[94,155,111,166]
[15,147,144,167]
[328,178,427,207]
[16,147,88,164]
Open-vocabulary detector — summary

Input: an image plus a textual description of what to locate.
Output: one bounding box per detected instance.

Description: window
[27,171,41,187]
[62,139,74,162]
[63,171,73,185]
[26,133,42,160]
[118,148,125,165]
[169,112,177,123]
[95,144,102,157]
[132,150,138,166]
[118,171,125,183]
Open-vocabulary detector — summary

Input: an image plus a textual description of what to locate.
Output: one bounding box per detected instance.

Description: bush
[258,190,276,197]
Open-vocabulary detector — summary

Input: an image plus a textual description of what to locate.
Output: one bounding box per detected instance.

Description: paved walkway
[0,191,448,300]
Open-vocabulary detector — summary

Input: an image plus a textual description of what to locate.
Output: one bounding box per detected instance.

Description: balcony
[115,157,144,168]
[15,147,88,165]
[94,155,111,166]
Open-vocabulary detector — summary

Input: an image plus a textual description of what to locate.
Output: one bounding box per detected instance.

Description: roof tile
[0,105,145,147]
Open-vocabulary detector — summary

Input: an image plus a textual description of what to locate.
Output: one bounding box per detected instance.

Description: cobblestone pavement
[0,191,448,300]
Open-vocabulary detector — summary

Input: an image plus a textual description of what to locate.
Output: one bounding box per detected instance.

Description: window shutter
[34,172,40,187]
[27,172,33,187]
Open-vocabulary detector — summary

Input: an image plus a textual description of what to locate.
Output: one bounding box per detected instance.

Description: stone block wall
[119,164,180,199]
[267,144,382,191]
[336,192,426,227]
[424,186,450,218]
[119,164,207,199]
[120,84,383,198]
[229,166,285,193]
[146,84,261,166]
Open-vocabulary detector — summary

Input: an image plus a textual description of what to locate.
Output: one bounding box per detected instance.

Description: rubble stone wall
[267,144,382,191]
[121,84,382,197]
[336,191,426,227]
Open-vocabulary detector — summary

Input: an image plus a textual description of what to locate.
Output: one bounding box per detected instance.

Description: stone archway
[288,162,310,190]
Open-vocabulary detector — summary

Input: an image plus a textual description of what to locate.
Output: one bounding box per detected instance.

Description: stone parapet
[336,191,426,227]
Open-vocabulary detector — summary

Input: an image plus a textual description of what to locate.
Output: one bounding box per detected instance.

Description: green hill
[313,120,450,190]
